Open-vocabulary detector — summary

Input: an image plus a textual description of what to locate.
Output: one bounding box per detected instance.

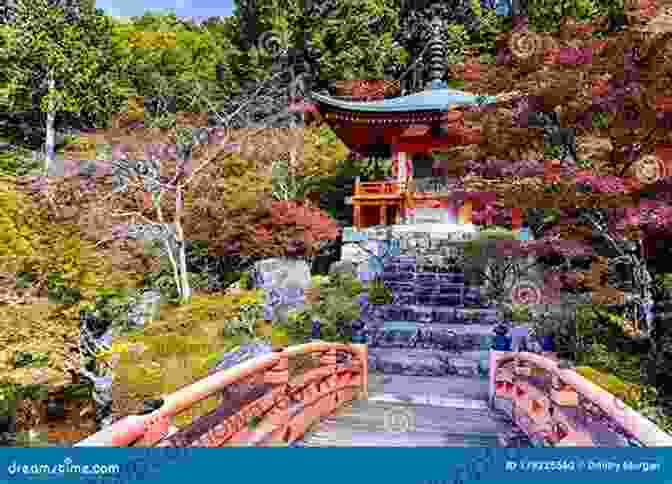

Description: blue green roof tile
[310,83,497,113]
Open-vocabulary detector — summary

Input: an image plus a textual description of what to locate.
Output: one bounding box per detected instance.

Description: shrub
[182,291,263,324]
[283,273,363,343]
[577,343,644,383]
[511,304,532,322]
[367,278,393,305]
[219,303,264,338]
[575,366,647,409]
[469,0,506,56]
[527,0,603,32]
[238,272,252,290]
[310,274,330,288]
[445,23,470,65]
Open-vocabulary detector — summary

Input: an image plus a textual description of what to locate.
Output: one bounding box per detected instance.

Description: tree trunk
[44,77,56,176]
[174,189,191,304]
[178,239,191,303]
[163,238,183,298]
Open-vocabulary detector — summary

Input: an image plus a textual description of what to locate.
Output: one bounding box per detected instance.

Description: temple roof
[310,82,497,113]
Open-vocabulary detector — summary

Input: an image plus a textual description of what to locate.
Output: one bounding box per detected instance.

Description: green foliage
[238,272,253,290]
[511,304,532,322]
[110,11,234,113]
[0,150,18,177]
[142,245,183,299]
[12,351,50,369]
[46,271,81,305]
[479,53,497,64]
[283,273,362,343]
[527,0,601,32]
[0,382,47,412]
[1,0,131,126]
[544,143,562,160]
[220,302,264,338]
[305,0,405,80]
[80,287,138,331]
[655,273,672,292]
[468,4,506,56]
[349,157,393,181]
[367,277,393,305]
[185,291,263,323]
[329,272,364,298]
[0,181,34,263]
[592,111,610,130]
[310,274,330,288]
[446,79,465,90]
[145,111,177,130]
[574,365,669,434]
[576,343,644,383]
[575,366,647,409]
[445,23,469,65]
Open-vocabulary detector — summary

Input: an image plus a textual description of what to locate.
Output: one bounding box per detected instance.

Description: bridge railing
[489,350,672,447]
[75,342,368,447]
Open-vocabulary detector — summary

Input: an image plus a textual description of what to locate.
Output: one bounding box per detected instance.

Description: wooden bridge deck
[294,373,521,447]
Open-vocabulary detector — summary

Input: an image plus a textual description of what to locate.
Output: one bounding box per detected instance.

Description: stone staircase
[294,373,530,447]
[362,256,500,379]
[296,254,532,447]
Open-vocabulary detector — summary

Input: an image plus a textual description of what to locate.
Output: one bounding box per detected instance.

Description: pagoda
[310,80,498,230]
[300,0,514,232]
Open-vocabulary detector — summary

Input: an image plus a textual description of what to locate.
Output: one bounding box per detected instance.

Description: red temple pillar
[511,207,522,234]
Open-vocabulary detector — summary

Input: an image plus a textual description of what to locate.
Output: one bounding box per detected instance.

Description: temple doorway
[411,152,443,179]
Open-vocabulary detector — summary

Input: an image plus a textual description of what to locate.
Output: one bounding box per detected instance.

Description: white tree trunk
[178,239,191,303]
[44,77,56,176]
[163,238,183,297]
[174,187,191,303]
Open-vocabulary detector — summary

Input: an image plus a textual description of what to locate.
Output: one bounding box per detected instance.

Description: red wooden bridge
[76,342,672,448]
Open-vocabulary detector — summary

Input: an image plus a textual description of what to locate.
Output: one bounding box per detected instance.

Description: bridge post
[263,350,290,442]
[488,350,501,408]
[351,344,369,400]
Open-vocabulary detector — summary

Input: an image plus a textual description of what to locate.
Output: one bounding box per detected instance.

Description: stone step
[367,323,496,351]
[368,373,490,400]
[369,348,489,378]
[364,306,498,323]
[296,429,501,447]
[294,396,515,447]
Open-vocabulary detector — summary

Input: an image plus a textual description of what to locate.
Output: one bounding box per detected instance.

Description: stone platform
[367,322,495,352]
[369,348,489,378]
